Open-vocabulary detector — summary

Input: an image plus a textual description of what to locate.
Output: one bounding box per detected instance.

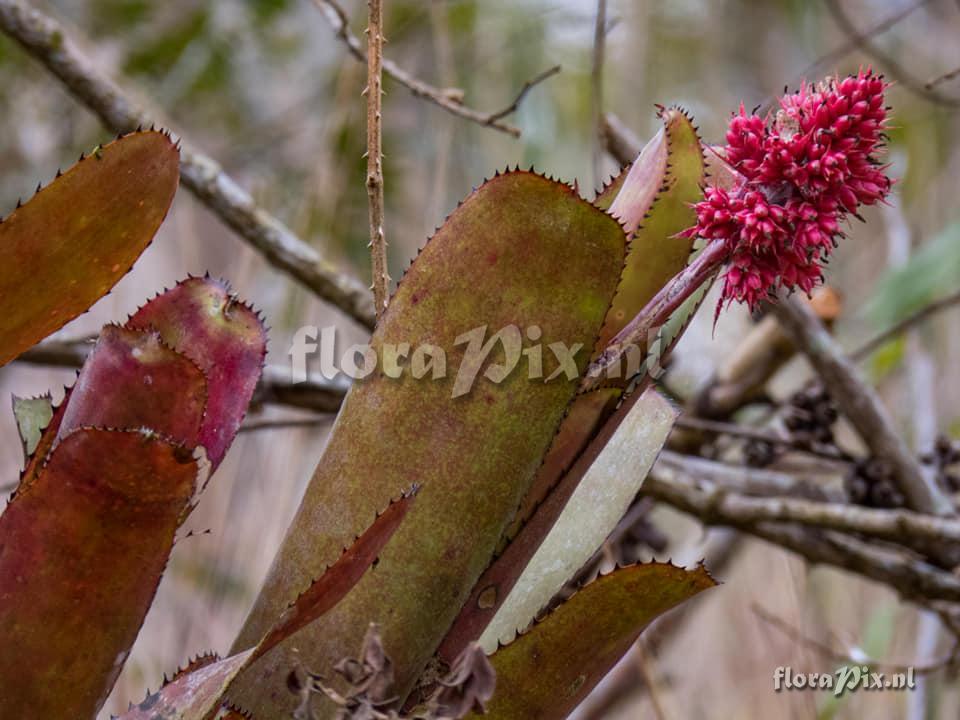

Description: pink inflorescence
[686,69,893,310]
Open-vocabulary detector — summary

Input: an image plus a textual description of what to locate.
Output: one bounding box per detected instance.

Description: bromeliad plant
[0,71,891,720]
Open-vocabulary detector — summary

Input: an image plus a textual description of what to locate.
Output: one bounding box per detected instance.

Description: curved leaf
[126,276,267,468]
[448,111,705,664]
[597,107,706,349]
[0,130,179,366]
[116,491,418,720]
[0,429,202,720]
[473,563,715,720]
[228,170,628,717]
[0,277,265,719]
[480,389,678,649]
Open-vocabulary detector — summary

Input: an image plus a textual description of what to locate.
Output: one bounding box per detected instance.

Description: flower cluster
[686,69,893,309]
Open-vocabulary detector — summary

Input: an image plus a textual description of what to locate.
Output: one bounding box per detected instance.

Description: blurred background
[2,0,960,717]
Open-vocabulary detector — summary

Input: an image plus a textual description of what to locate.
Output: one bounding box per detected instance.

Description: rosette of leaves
[0,275,266,719]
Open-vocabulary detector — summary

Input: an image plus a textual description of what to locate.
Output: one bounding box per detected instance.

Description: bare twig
[771,294,954,518]
[481,64,561,125]
[365,0,389,319]
[758,0,936,116]
[239,416,331,433]
[752,603,958,675]
[674,415,850,463]
[313,0,559,137]
[16,337,351,414]
[656,450,846,502]
[824,0,960,108]
[0,0,376,329]
[852,288,960,362]
[590,0,608,188]
[644,469,960,605]
[927,66,960,90]
[600,112,642,167]
[651,462,960,550]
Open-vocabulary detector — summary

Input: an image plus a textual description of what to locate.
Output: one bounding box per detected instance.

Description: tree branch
[656,450,846,502]
[852,288,960,361]
[652,459,960,550]
[365,0,389,320]
[590,0,608,188]
[16,337,351,414]
[644,466,960,605]
[824,0,960,108]
[0,0,376,329]
[600,112,642,167]
[927,66,960,90]
[674,415,850,463]
[771,294,954,517]
[752,603,958,675]
[313,0,559,137]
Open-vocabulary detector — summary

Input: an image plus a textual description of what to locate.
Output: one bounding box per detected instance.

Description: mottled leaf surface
[115,492,417,720]
[58,325,207,446]
[0,429,201,720]
[229,171,627,717]
[448,111,705,664]
[0,277,265,719]
[473,563,715,720]
[126,276,267,468]
[597,107,705,349]
[438,376,657,666]
[0,131,179,366]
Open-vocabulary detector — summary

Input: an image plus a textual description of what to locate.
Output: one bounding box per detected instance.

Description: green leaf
[0,130,179,367]
[445,113,706,666]
[499,109,702,545]
[473,563,716,720]
[11,393,53,458]
[0,277,264,719]
[865,221,960,329]
[597,108,706,350]
[116,490,417,720]
[227,170,628,717]
[479,389,678,649]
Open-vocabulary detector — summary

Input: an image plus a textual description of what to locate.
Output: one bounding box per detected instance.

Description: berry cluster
[686,70,893,309]
[921,435,960,494]
[783,386,839,447]
[845,457,905,509]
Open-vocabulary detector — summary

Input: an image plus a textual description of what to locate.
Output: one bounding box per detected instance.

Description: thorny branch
[365,0,390,320]
[313,0,560,137]
[0,0,377,329]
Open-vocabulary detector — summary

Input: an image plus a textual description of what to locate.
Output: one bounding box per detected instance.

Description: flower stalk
[583,69,894,391]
